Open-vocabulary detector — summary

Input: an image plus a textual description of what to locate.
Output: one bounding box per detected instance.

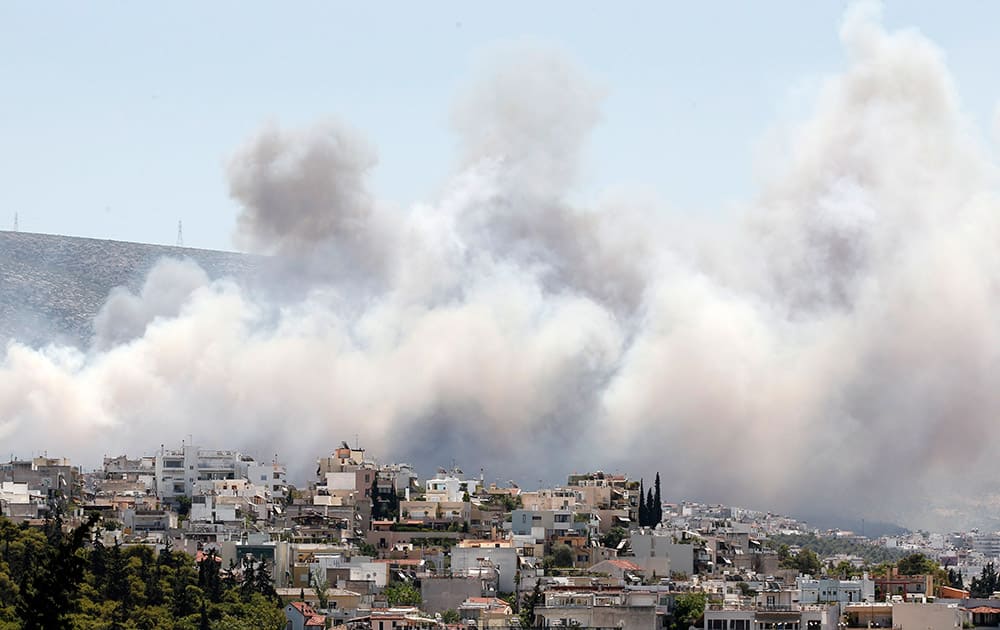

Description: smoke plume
[3,4,1000,529]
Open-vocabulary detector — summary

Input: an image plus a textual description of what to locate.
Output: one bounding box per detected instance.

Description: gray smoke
[92,258,210,350]
[3,4,1000,529]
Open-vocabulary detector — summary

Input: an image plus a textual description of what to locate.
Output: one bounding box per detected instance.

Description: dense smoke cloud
[92,258,211,350]
[3,3,1000,529]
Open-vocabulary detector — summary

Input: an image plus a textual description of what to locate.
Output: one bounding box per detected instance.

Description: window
[707,620,725,630]
[164,460,183,468]
[273,472,281,479]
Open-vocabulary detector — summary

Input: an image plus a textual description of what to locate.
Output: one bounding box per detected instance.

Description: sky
[2,2,998,251]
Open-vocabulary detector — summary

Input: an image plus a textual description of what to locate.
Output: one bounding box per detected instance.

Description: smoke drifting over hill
[3,4,1000,529]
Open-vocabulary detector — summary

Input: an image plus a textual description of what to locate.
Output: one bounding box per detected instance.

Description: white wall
[892,602,966,629]
[326,472,357,491]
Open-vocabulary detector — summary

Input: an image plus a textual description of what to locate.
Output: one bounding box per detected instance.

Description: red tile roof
[605,559,644,572]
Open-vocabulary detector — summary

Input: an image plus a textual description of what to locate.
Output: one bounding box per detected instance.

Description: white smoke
[2,4,1000,529]
[92,258,211,350]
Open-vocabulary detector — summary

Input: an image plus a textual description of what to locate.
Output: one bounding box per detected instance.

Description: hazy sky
[2,2,997,251]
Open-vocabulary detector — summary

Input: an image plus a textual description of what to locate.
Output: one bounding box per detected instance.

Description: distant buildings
[9,440,1000,630]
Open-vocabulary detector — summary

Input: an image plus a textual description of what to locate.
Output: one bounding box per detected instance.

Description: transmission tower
[176,220,184,247]
[13,212,18,232]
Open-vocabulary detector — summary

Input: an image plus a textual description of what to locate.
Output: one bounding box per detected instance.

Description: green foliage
[653,473,663,526]
[176,496,193,518]
[638,479,647,528]
[948,568,964,590]
[970,562,998,598]
[519,580,542,628]
[0,515,285,629]
[897,552,937,576]
[383,581,421,606]
[441,609,461,623]
[310,572,330,610]
[790,549,822,576]
[487,494,522,512]
[669,592,707,630]
[600,526,628,549]
[766,533,906,566]
[551,544,574,568]
[371,478,401,521]
[637,473,664,528]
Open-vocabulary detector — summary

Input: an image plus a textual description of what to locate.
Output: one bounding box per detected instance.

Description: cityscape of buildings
[4,440,1000,629]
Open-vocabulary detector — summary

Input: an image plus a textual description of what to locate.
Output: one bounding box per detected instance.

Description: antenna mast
[13,213,18,232]
[176,220,184,246]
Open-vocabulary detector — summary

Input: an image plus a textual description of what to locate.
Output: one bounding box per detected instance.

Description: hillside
[0,230,253,347]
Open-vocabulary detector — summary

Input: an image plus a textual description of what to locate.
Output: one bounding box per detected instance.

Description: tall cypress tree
[638,479,647,528]
[653,472,662,526]
[646,488,655,528]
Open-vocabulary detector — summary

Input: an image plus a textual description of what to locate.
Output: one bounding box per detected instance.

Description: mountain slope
[0,230,252,347]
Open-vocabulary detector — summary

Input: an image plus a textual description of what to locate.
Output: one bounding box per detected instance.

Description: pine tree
[638,479,647,528]
[198,549,222,603]
[240,555,257,602]
[255,557,277,602]
[107,541,132,615]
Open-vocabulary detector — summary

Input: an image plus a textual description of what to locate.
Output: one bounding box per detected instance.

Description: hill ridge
[0,230,253,347]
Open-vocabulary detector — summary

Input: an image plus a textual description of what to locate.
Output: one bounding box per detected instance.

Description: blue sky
[1,1,997,251]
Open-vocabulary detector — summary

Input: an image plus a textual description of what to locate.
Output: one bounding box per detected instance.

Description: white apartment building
[153,443,273,504]
[972,533,1000,558]
[424,469,474,503]
[797,576,875,605]
[247,462,287,499]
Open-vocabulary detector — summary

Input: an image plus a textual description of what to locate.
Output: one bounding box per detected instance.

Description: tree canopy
[0,515,285,630]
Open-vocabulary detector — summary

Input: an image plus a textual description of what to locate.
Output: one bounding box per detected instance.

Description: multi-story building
[102,455,156,483]
[0,480,38,519]
[424,468,476,503]
[533,590,657,630]
[971,533,1000,559]
[510,509,586,539]
[873,570,933,602]
[153,443,279,507]
[520,487,580,511]
[1,457,80,506]
[630,531,696,577]
[451,540,519,593]
[246,462,287,500]
[316,442,368,476]
[704,605,841,630]
[797,575,875,604]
